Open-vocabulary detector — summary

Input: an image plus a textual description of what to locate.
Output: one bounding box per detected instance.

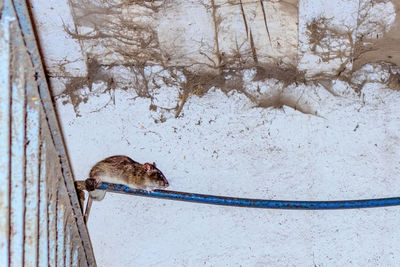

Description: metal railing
[0,0,96,266]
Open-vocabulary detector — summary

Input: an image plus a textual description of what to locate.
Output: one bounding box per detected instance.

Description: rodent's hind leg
[89,189,106,201]
[85,177,101,191]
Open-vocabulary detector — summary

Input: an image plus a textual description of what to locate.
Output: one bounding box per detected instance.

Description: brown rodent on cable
[84,155,169,222]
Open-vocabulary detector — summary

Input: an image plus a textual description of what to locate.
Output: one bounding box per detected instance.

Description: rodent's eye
[151,172,163,181]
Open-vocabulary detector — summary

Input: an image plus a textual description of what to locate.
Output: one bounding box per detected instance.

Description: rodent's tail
[84,190,106,223]
[84,197,92,223]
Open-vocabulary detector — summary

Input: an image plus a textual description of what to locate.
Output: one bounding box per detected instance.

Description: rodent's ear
[153,162,156,167]
[143,163,153,173]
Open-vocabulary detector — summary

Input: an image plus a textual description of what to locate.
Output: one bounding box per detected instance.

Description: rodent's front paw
[85,177,101,191]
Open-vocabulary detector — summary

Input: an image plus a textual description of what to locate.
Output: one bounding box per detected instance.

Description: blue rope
[97,182,400,210]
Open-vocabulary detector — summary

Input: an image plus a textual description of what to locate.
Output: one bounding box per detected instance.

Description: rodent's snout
[159,178,169,187]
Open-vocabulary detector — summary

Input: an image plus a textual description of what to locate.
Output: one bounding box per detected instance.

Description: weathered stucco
[353,0,400,70]
[26,0,400,266]
[69,0,298,71]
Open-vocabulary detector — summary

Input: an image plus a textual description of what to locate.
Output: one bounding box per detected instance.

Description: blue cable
[97,182,400,210]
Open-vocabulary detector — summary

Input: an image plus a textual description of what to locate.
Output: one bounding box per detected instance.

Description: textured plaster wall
[29,0,400,266]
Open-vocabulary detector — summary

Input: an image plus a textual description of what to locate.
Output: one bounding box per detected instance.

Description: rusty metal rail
[0,0,96,266]
[88,182,400,210]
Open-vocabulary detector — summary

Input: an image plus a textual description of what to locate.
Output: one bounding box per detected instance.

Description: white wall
[30,0,400,266]
[55,79,400,266]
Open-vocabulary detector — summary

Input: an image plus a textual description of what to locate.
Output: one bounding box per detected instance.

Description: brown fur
[84,155,169,223]
[89,155,169,190]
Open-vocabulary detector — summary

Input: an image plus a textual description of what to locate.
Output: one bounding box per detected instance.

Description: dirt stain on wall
[56,0,400,118]
[352,0,400,89]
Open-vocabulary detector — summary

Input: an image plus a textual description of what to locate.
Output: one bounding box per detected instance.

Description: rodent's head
[142,162,169,189]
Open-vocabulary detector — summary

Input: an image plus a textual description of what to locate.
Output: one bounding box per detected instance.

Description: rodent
[84,155,169,222]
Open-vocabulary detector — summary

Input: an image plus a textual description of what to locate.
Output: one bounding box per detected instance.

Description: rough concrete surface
[29,0,400,266]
